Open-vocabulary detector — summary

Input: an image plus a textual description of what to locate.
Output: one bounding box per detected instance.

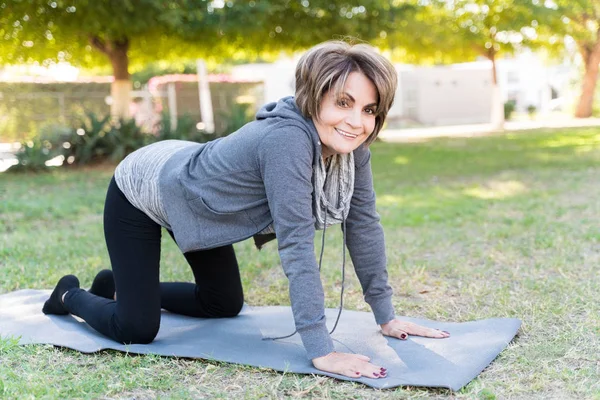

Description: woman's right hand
[312,352,387,379]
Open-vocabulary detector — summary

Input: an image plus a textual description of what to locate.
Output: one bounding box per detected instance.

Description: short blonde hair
[295,40,397,144]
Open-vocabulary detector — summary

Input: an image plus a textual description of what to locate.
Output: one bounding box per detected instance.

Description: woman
[43,40,449,379]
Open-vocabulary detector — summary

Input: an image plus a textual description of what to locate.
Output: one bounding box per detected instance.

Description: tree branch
[88,35,109,55]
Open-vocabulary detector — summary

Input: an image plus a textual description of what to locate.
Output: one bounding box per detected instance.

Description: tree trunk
[89,36,131,118]
[489,53,504,130]
[574,41,600,118]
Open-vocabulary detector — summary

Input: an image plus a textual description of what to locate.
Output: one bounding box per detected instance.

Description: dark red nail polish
[400,333,407,339]
[374,372,380,377]
[381,367,387,372]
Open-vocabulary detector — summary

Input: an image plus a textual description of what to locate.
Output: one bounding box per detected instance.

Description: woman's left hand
[381,319,450,340]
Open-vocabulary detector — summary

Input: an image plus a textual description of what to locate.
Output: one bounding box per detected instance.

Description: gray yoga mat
[0,289,520,391]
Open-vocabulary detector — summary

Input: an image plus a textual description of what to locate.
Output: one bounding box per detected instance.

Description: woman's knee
[114,320,160,344]
[217,296,244,317]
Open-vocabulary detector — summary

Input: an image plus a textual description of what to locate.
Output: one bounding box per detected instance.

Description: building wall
[231,52,569,127]
[408,64,493,125]
[231,61,295,105]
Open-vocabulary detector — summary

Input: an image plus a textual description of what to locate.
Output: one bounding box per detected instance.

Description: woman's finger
[383,320,450,339]
[401,322,450,338]
[345,362,384,379]
[313,352,386,379]
[405,324,449,338]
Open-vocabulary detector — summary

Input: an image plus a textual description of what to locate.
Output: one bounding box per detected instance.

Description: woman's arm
[258,127,334,360]
[345,145,395,325]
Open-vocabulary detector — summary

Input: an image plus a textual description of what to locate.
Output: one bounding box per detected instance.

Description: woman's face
[313,71,378,159]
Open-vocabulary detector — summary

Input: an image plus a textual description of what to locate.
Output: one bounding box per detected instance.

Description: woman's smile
[334,127,361,139]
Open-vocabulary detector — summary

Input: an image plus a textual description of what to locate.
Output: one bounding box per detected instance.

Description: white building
[230,51,572,127]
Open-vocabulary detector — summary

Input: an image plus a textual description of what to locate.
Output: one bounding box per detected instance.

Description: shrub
[504,100,516,120]
[5,103,250,173]
[154,112,204,142]
[7,124,71,172]
[105,118,151,162]
[62,112,113,166]
[9,139,57,172]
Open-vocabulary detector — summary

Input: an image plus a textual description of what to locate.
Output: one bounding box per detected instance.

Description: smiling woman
[313,72,377,158]
[42,40,450,382]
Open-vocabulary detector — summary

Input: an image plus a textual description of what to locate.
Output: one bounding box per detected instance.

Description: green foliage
[0,0,204,68]
[526,104,537,117]
[478,388,497,400]
[217,102,254,135]
[6,105,246,172]
[60,112,151,166]
[0,0,407,69]
[105,118,151,162]
[534,0,600,117]
[154,112,203,142]
[379,0,549,65]
[63,112,113,166]
[593,102,600,117]
[130,61,200,86]
[504,100,516,120]
[535,0,600,46]
[8,123,71,172]
[11,138,57,172]
[8,111,147,171]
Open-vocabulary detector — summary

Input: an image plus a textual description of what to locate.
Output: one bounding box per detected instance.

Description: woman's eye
[337,99,349,107]
[364,108,375,115]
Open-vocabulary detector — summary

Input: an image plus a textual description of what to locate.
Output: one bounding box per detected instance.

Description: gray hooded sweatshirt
[159,97,395,359]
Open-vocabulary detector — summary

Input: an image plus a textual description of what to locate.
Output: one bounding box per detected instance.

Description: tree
[536,1,600,118]
[0,0,406,118]
[1,0,218,117]
[388,0,547,128]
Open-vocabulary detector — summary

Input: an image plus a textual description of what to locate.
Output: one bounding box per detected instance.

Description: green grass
[1,127,600,399]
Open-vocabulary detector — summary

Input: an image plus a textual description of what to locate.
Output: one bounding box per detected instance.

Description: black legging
[63,177,244,344]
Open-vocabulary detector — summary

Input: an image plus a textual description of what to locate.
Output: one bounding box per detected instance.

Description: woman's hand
[312,352,387,379]
[381,319,450,340]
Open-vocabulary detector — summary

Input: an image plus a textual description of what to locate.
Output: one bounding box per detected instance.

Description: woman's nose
[346,109,362,128]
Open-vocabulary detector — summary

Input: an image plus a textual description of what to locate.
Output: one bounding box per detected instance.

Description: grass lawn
[1,127,599,399]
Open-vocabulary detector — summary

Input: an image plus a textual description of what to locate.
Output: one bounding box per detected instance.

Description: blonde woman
[43,40,449,379]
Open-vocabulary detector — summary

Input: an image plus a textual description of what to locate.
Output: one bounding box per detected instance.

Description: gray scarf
[313,153,355,229]
[253,152,355,248]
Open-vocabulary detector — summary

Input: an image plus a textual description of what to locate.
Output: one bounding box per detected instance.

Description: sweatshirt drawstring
[263,209,347,341]
[327,217,346,335]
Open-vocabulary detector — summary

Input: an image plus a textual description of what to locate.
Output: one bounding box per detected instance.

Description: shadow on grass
[371,128,600,227]
[372,127,600,181]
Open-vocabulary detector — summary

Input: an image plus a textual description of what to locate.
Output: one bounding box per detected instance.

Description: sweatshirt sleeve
[345,145,396,325]
[258,127,334,360]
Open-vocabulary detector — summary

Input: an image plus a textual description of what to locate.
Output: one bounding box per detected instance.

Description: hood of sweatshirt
[256,96,322,167]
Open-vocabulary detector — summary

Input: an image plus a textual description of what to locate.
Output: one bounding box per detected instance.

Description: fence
[0,79,264,143]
